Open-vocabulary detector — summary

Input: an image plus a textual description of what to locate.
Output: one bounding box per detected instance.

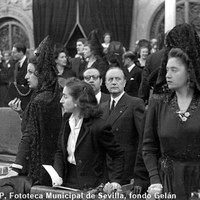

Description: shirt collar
[69,113,83,129]
[111,91,125,106]
[128,63,135,72]
[95,91,101,104]
[19,55,26,67]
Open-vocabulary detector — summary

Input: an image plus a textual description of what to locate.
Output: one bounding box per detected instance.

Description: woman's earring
[74,104,77,107]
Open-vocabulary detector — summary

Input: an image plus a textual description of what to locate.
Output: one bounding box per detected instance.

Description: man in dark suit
[70,38,87,78]
[123,51,142,97]
[83,67,109,104]
[12,43,28,86]
[101,67,145,185]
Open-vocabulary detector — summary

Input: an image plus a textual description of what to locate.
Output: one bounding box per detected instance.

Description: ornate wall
[0,0,34,51]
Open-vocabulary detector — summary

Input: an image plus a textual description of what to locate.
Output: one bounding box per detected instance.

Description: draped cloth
[33,0,133,50]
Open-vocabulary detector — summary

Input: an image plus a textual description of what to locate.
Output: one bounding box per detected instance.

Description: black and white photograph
[0,0,200,200]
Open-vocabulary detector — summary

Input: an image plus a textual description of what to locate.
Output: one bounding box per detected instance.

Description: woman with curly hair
[53,77,124,191]
[0,36,62,195]
[143,23,200,199]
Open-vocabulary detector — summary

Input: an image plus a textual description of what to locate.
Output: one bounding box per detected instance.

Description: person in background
[102,32,111,55]
[53,46,75,88]
[82,29,108,93]
[4,51,17,85]
[53,77,124,191]
[0,50,9,107]
[150,38,158,54]
[0,36,62,196]
[101,67,145,185]
[12,43,28,87]
[138,33,166,105]
[83,67,109,104]
[106,41,125,68]
[71,38,87,78]
[137,41,151,70]
[123,51,142,97]
[143,23,200,199]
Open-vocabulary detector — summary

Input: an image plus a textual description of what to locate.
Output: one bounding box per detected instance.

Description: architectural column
[165,0,176,33]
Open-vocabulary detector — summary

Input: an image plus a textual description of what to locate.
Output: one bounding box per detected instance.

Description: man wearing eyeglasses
[101,67,145,189]
[83,67,109,104]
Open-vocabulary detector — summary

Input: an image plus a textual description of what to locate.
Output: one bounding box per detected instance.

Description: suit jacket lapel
[62,118,70,159]
[126,67,137,82]
[75,118,92,149]
[107,94,128,126]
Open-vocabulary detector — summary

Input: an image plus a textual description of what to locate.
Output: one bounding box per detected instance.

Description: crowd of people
[0,23,199,200]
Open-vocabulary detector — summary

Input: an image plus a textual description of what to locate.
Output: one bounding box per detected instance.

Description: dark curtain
[33,0,133,50]
[79,0,133,49]
[33,0,76,47]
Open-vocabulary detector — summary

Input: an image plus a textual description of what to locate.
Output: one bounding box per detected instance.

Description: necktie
[109,100,115,114]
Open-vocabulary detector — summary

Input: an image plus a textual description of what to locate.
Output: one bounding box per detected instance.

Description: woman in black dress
[143,23,200,199]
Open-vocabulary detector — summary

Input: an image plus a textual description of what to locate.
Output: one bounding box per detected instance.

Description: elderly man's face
[105,68,126,98]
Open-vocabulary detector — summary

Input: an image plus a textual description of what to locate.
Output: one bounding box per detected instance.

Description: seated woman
[0,36,62,195]
[53,77,124,191]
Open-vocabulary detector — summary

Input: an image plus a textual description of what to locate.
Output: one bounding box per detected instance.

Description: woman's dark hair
[86,29,104,57]
[65,77,102,118]
[106,41,125,68]
[168,48,190,68]
[28,56,39,76]
[53,45,70,66]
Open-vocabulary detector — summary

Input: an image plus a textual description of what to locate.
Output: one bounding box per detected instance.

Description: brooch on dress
[176,110,190,122]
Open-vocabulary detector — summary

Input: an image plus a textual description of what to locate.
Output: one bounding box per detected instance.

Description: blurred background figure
[0,50,9,107]
[150,38,158,54]
[102,32,112,55]
[12,43,28,87]
[136,39,151,69]
[123,51,142,97]
[4,51,17,85]
[70,38,87,78]
[138,32,166,104]
[53,44,75,88]
[82,29,108,93]
[106,41,125,68]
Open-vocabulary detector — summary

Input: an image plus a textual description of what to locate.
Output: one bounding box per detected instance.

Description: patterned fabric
[154,23,200,93]
[16,36,62,185]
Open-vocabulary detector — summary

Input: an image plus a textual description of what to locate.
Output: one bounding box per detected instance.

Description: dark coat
[124,66,142,97]
[101,93,145,184]
[70,57,86,78]
[138,48,166,102]
[100,92,110,104]
[14,58,28,86]
[54,114,124,189]
[0,62,9,106]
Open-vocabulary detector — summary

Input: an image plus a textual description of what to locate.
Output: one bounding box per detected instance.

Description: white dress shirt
[19,55,26,68]
[95,91,101,104]
[67,114,83,165]
[110,91,125,108]
[127,63,135,72]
